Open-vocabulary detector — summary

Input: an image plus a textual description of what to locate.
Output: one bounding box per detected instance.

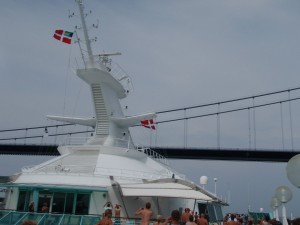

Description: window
[75,193,90,215]
[65,193,75,214]
[17,190,30,211]
[52,192,66,213]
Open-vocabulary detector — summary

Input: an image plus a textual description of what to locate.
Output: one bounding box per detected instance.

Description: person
[41,202,49,213]
[135,202,153,225]
[194,212,199,223]
[197,214,208,225]
[95,209,113,225]
[181,208,191,225]
[261,215,271,225]
[227,214,238,225]
[153,215,162,225]
[21,220,37,225]
[187,215,197,225]
[162,209,181,225]
[114,204,122,225]
[28,202,34,212]
[291,218,300,225]
[114,204,121,217]
[104,201,113,210]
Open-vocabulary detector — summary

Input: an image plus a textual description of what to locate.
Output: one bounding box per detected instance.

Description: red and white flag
[141,119,156,130]
[53,30,74,44]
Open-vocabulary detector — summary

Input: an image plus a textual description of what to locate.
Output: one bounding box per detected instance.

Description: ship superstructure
[0,1,226,224]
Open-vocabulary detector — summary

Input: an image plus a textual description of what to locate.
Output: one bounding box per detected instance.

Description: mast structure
[76,0,94,66]
[47,0,156,148]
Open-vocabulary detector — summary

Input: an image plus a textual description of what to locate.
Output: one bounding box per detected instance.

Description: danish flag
[53,30,73,44]
[141,119,156,130]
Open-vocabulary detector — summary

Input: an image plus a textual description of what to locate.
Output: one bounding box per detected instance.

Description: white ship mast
[47,0,156,147]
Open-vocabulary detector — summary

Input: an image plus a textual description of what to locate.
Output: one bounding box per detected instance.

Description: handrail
[22,164,174,180]
[58,137,169,166]
[0,210,163,225]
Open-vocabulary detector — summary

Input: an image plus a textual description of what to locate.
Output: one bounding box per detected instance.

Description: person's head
[171,210,181,222]
[43,203,47,206]
[157,215,162,222]
[104,209,112,218]
[189,215,194,222]
[145,202,151,209]
[21,220,37,225]
[231,214,235,221]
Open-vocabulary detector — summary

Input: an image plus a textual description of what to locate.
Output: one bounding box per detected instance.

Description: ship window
[65,193,75,214]
[207,203,216,222]
[197,203,207,214]
[75,193,90,215]
[17,190,30,211]
[52,192,66,214]
[214,204,223,221]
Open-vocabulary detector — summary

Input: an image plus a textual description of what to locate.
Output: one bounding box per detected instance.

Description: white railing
[94,167,171,180]
[136,145,169,165]
[22,164,173,180]
[94,57,134,96]
[58,137,169,166]
[59,137,90,146]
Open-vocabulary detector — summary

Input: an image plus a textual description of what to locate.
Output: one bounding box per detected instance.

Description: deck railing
[0,210,147,225]
[58,137,169,166]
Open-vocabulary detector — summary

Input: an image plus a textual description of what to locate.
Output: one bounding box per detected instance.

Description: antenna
[76,0,94,66]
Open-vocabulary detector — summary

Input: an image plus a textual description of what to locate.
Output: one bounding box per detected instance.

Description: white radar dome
[200,176,208,185]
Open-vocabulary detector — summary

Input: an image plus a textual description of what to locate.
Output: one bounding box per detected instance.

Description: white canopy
[119,179,217,202]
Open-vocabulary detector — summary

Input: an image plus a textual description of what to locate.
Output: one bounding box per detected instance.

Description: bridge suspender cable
[288,91,294,151]
[280,102,285,151]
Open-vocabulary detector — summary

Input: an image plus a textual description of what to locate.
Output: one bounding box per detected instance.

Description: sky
[1,0,300,218]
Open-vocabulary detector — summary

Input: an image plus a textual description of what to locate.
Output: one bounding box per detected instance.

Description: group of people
[95,202,210,225]
[28,201,49,213]
[95,202,123,225]
[223,213,300,225]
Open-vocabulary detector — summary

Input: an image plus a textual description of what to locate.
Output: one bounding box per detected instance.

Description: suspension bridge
[1,87,300,162]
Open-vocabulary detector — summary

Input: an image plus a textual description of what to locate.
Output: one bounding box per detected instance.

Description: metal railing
[0,210,165,225]
[21,164,176,180]
[58,137,169,166]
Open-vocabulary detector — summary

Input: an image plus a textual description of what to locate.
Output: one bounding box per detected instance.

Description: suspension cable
[156,87,300,114]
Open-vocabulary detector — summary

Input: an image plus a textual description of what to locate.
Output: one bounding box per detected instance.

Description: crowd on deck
[223,213,300,225]
[18,202,300,225]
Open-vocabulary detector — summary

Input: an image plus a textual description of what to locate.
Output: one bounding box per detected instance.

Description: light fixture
[270,196,281,221]
[275,186,292,225]
[213,178,218,196]
[286,154,300,188]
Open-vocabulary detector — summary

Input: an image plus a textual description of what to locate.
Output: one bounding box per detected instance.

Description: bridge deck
[0,144,298,162]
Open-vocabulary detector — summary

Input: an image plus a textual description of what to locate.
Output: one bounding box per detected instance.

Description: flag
[141,119,156,130]
[53,30,73,44]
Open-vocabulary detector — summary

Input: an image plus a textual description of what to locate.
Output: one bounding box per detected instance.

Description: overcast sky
[1,0,300,217]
